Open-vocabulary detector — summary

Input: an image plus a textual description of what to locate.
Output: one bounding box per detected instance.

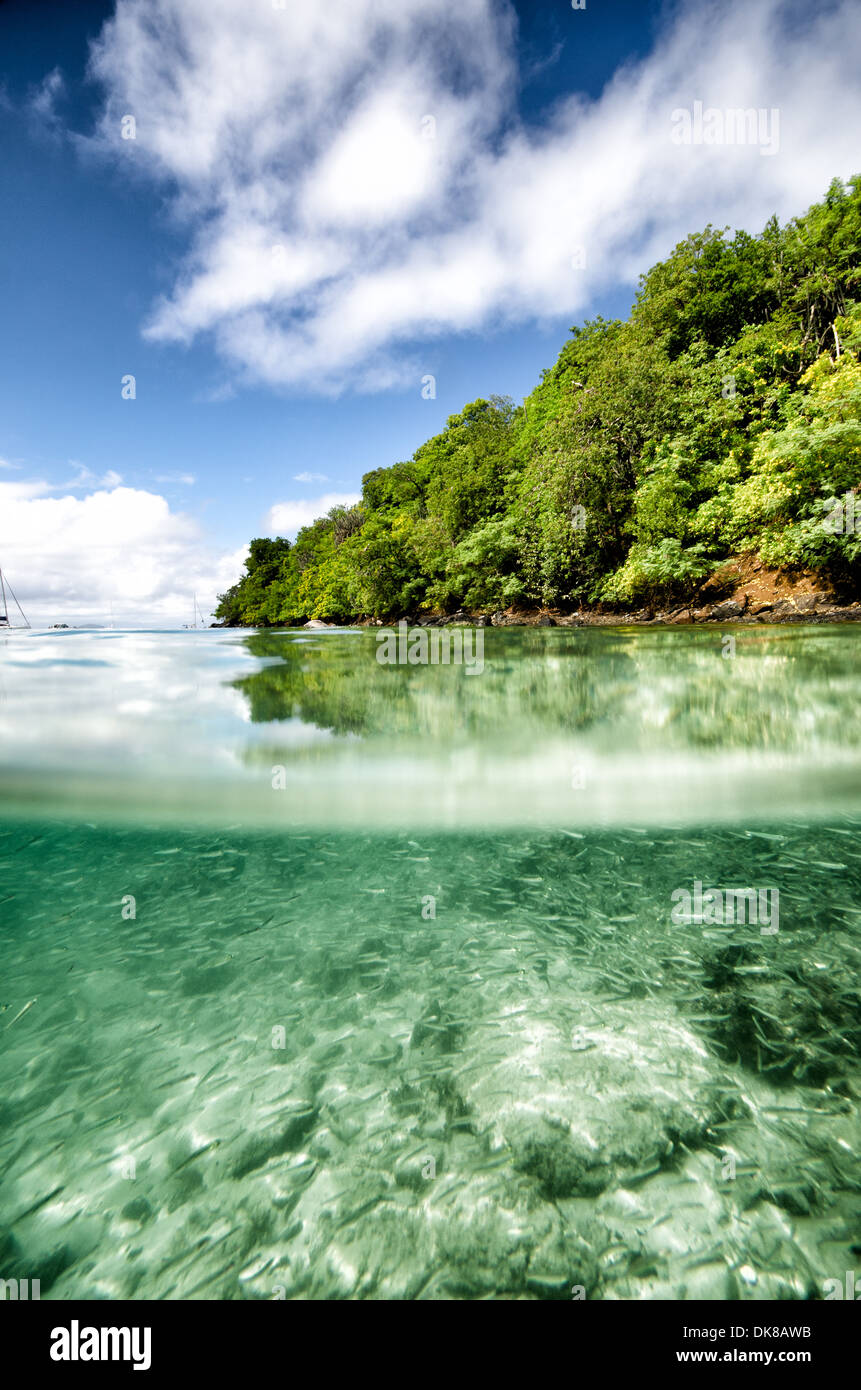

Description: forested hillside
[216,177,861,626]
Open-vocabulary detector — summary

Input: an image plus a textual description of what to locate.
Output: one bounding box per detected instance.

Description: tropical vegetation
[216,178,861,626]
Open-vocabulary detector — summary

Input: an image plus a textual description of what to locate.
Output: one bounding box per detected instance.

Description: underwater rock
[121,1197,155,1224]
[461,994,719,1199]
[229,1107,318,1180]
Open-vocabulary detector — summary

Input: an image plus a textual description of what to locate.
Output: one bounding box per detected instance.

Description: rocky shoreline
[340,594,861,631]
[215,558,861,631]
[350,557,861,630]
[422,593,861,629]
[302,593,861,631]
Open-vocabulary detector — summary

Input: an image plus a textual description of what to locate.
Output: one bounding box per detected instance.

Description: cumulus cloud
[82,0,861,394]
[0,476,245,627]
[293,471,329,484]
[266,493,361,539]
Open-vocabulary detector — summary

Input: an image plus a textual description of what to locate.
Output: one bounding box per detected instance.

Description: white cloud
[27,67,66,139]
[266,492,361,539]
[50,464,125,491]
[155,472,196,486]
[293,471,329,484]
[83,0,861,393]
[0,476,245,627]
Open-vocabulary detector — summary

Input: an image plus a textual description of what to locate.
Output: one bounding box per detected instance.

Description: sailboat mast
[0,568,30,629]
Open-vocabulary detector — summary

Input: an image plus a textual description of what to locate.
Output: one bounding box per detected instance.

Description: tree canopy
[217,177,861,626]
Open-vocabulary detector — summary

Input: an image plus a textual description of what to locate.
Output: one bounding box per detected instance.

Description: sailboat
[183,592,207,629]
[0,567,30,630]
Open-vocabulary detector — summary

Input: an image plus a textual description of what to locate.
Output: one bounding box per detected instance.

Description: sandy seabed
[1,819,858,1301]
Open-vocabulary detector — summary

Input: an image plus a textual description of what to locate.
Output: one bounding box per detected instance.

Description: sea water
[0,625,859,1300]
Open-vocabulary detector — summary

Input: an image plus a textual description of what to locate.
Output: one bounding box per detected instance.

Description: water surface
[1,625,859,1299]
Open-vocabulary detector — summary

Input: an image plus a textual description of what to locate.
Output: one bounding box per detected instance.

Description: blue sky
[0,0,859,625]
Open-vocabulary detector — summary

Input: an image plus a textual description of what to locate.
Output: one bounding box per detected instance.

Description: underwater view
[1,623,859,1301]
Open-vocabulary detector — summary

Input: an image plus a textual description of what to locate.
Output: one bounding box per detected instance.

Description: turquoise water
[0,625,859,1299]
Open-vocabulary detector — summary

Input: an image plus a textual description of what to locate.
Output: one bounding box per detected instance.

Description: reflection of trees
[232,628,861,753]
[234,630,634,745]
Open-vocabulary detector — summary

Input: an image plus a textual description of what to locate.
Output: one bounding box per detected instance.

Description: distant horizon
[0,567,215,631]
